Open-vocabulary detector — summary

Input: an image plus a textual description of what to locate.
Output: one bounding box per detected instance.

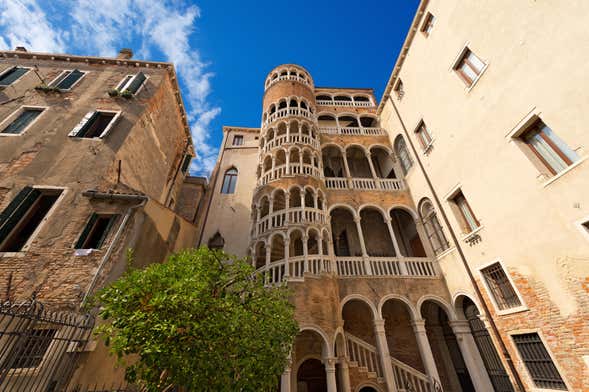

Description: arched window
[394,135,413,175]
[419,199,449,255]
[221,168,238,194]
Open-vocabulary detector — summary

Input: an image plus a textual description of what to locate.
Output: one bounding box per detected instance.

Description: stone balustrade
[324,177,404,191]
[264,107,314,126]
[266,74,310,90]
[262,133,320,153]
[319,126,386,136]
[256,207,326,236]
[316,100,374,108]
[259,163,321,186]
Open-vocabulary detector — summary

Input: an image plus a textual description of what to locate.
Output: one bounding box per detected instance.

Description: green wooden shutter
[0,67,28,86]
[69,111,98,137]
[3,110,42,134]
[126,72,146,94]
[95,215,118,249]
[56,69,84,90]
[75,213,98,249]
[0,187,40,242]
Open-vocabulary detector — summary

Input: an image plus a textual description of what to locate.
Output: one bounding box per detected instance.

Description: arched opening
[318,114,337,128]
[263,155,272,172]
[360,208,395,257]
[390,209,426,257]
[254,241,266,269]
[370,146,397,179]
[304,188,315,208]
[260,197,270,218]
[419,198,449,255]
[334,95,352,102]
[290,230,304,256]
[290,187,302,208]
[330,207,361,256]
[301,124,310,136]
[359,387,378,392]
[321,230,329,256]
[316,95,331,102]
[300,100,308,110]
[338,115,359,128]
[269,104,276,115]
[422,300,475,392]
[289,99,298,108]
[297,359,326,392]
[277,122,287,137]
[280,70,288,76]
[308,229,320,255]
[354,95,370,102]
[291,120,300,137]
[342,300,379,376]
[220,167,238,194]
[303,150,312,165]
[267,128,275,143]
[394,135,413,175]
[381,299,424,373]
[346,146,372,178]
[276,149,287,168]
[322,146,345,177]
[278,100,287,110]
[270,234,285,262]
[273,189,286,212]
[317,191,324,210]
[359,115,378,128]
[457,296,515,391]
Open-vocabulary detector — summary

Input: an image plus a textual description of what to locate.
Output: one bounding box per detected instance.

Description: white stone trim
[449,42,489,92]
[477,258,528,316]
[541,155,587,187]
[0,105,48,136]
[48,69,87,91]
[0,65,32,87]
[115,72,149,96]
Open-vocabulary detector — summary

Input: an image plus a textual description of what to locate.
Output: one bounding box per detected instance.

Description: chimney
[117,48,133,60]
[14,46,27,52]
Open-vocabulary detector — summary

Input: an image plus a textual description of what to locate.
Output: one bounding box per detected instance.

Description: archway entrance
[359,387,378,392]
[297,358,327,392]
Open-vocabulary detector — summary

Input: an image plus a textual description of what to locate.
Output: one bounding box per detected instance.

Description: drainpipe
[79,192,147,309]
[388,95,526,392]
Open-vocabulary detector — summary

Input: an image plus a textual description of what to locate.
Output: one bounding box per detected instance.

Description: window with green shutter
[0,67,29,86]
[116,72,147,95]
[0,187,62,252]
[75,213,118,249]
[1,108,44,135]
[51,69,85,90]
[69,111,120,138]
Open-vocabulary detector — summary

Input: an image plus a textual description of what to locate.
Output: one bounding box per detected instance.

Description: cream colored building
[200,1,589,391]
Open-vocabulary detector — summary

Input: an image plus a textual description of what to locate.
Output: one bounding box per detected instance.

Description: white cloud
[0,0,66,53]
[0,0,220,176]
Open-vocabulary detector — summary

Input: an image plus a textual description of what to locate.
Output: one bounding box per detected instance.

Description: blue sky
[0,0,419,176]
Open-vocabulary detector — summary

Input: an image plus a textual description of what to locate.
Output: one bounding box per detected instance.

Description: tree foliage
[94,247,298,391]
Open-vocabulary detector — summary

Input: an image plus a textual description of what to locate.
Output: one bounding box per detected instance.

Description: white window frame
[0,105,48,137]
[421,12,435,36]
[478,259,528,316]
[48,69,87,91]
[444,183,484,239]
[508,329,572,392]
[115,72,149,96]
[0,66,32,87]
[413,118,434,154]
[450,43,488,92]
[393,79,404,100]
[68,110,122,139]
[0,186,67,256]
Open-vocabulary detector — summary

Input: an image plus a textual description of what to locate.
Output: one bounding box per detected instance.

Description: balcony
[259,163,321,186]
[262,133,320,153]
[325,177,404,191]
[320,126,386,136]
[264,107,314,126]
[255,207,326,237]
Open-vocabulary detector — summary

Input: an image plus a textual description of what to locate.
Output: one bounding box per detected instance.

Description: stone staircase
[345,332,437,392]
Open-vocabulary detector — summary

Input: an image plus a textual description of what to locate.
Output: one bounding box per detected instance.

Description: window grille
[512,333,567,390]
[481,263,521,310]
[420,200,449,254]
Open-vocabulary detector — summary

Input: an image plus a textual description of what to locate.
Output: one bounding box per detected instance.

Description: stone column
[354,216,371,275]
[303,234,309,273]
[384,217,404,259]
[286,150,291,175]
[281,357,292,392]
[374,319,397,392]
[450,320,495,392]
[411,319,441,384]
[324,358,338,392]
[271,156,276,180]
[285,192,290,223]
[366,152,378,179]
[286,122,290,142]
[283,238,290,279]
[338,358,351,392]
[343,151,352,188]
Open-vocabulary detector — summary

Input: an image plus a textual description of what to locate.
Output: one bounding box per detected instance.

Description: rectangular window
[50,69,85,90]
[512,333,567,390]
[9,328,57,369]
[69,111,120,139]
[481,262,522,310]
[0,67,29,86]
[75,213,118,250]
[116,72,147,95]
[1,108,44,135]
[454,48,485,87]
[415,121,433,151]
[421,12,435,36]
[451,190,479,233]
[0,187,62,252]
[520,120,579,176]
[233,135,244,146]
[180,154,192,174]
[394,79,404,100]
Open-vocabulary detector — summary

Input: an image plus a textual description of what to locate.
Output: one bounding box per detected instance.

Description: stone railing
[262,133,320,153]
[319,126,386,136]
[260,256,331,285]
[266,74,311,90]
[336,257,436,278]
[256,207,326,236]
[264,107,314,126]
[390,356,433,392]
[259,163,321,186]
[316,100,374,108]
[345,332,383,377]
[324,177,404,191]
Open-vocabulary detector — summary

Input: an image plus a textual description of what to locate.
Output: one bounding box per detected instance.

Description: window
[9,328,57,369]
[421,12,435,36]
[180,154,192,174]
[454,48,486,87]
[0,187,62,252]
[394,135,413,175]
[450,190,479,233]
[75,213,118,250]
[419,199,449,255]
[1,107,44,135]
[512,333,567,390]
[221,168,238,194]
[116,72,147,95]
[232,135,244,146]
[0,66,29,86]
[415,121,433,151]
[393,79,404,100]
[69,110,120,138]
[50,69,85,90]
[481,262,522,310]
[519,119,579,176]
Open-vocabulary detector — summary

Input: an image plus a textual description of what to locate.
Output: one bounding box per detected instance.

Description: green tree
[94,247,298,391]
